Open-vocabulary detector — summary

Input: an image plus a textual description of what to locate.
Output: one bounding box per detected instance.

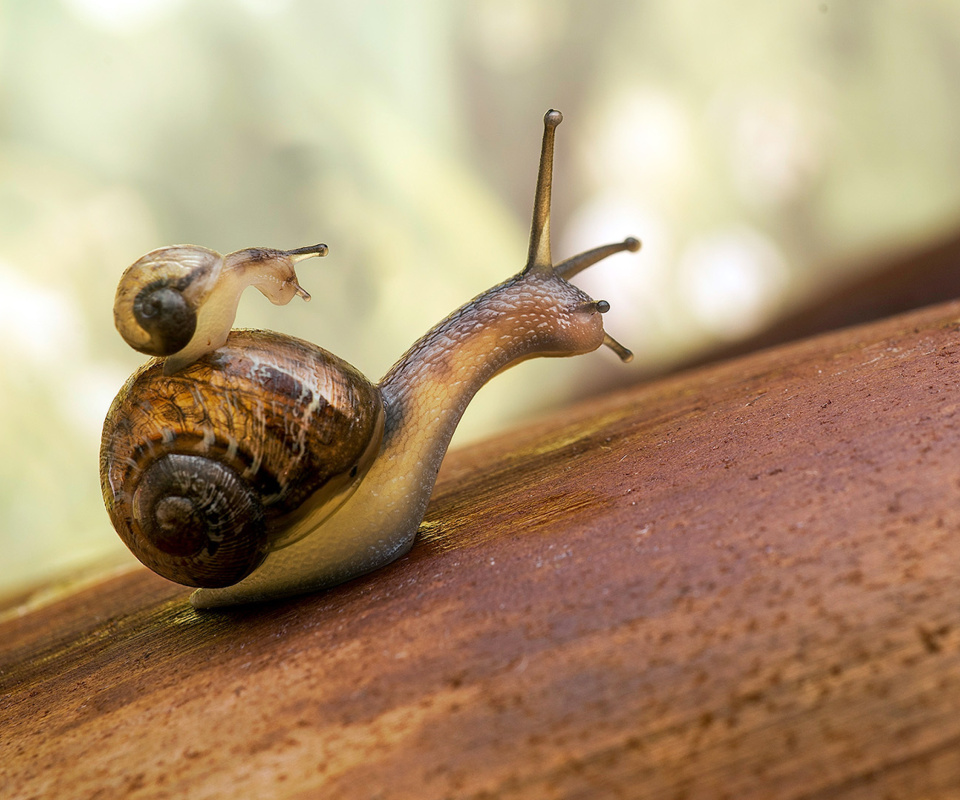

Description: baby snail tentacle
[100,109,640,608]
[113,243,326,375]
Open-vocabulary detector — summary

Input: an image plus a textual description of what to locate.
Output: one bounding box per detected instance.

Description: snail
[113,242,326,375]
[100,110,640,609]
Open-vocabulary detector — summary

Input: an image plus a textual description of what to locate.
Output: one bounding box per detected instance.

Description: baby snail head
[113,242,327,375]
[100,108,640,608]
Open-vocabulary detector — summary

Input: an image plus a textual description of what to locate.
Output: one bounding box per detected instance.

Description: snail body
[100,110,640,608]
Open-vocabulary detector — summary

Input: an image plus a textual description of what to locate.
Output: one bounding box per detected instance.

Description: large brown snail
[100,110,640,609]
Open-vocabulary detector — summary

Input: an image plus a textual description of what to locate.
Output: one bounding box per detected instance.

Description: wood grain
[4,299,960,799]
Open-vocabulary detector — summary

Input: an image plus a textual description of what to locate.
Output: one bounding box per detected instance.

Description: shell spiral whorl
[113,245,223,357]
[131,282,197,357]
[130,453,268,587]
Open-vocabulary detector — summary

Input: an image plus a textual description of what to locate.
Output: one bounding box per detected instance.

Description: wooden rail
[4,298,960,799]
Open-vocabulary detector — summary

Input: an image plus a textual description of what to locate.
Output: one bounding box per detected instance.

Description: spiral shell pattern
[113,246,222,357]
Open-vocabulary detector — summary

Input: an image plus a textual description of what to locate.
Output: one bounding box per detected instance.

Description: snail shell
[113,246,223,359]
[100,329,384,588]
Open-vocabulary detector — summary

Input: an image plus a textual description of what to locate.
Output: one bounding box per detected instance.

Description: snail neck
[376,272,572,499]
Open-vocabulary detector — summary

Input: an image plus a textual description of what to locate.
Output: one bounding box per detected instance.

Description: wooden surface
[4,299,960,798]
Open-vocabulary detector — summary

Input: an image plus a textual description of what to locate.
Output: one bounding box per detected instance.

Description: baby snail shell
[100,109,641,608]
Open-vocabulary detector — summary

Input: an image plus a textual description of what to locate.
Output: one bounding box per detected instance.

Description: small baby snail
[100,110,640,608]
[113,242,326,375]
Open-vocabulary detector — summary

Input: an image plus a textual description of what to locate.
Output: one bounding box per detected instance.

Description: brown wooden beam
[4,297,960,798]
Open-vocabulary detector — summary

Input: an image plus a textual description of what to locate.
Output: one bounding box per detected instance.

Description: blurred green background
[3,0,960,595]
